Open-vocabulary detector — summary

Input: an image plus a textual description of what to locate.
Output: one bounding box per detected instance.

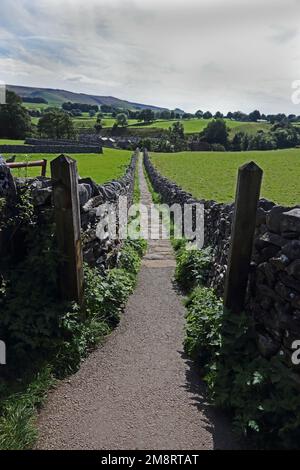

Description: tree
[0,91,32,139]
[168,121,186,151]
[247,132,277,150]
[203,111,212,119]
[232,111,248,121]
[138,109,155,123]
[200,118,229,147]
[101,104,115,113]
[160,110,171,120]
[230,132,245,151]
[272,125,299,148]
[214,111,223,119]
[182,113,193,119]
[38,109,75,139]
[116,113,128,127]
[248,110,261,122]
[195,110,203,119]
[94,114,102,134]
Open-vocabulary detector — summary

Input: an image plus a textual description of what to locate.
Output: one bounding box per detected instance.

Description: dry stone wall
[11,152,137,270]
[0,143,102,154]
[143,149,300,368]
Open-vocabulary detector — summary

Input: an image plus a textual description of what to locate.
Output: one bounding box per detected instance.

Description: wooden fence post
[41,159,47,177]
[223,161,263,313]
[51,155,84,305]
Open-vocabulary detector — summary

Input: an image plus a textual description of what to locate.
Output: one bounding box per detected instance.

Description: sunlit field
[4,148,132,184]
[151,148,300,205]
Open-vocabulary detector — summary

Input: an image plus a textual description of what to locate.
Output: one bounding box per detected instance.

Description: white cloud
[0,0,299,113]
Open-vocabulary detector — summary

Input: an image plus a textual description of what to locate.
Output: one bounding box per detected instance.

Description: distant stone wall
[143,149,300,368]
[25,138,80,146]
[0,144,102,154]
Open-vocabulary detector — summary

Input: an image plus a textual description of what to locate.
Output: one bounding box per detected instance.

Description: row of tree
[141,117,300,153]
[194,109,300,123]
[62,102,99,113]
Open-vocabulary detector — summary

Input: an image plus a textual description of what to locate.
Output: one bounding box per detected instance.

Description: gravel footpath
[36,157,238,450]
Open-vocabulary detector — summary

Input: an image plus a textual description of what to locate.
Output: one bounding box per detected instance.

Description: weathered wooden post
[41,159,47,177]
[0,156,17,258]
[223,161,263,313]
[51,155,84,305]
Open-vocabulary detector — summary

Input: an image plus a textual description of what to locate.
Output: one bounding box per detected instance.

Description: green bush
[175,246,211,291]
[183,288,300,449]
[0,232,146,449]
[177,245,300,448]
[0,367,55,450]
[118,239,147,275]
[184,287,223,366]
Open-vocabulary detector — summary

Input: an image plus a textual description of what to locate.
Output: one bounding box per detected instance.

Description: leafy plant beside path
[174,241,300,449]
[0,172,147,450]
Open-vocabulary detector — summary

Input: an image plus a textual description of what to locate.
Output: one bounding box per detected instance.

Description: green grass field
[3,148,132,183]
[150,149,300,205]
[131,118,271,135]
[23,102,51,111]
[72,116,139,129]
[0,139,25,145]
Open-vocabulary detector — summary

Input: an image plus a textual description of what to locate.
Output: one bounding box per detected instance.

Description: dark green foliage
[116,113,128,127]
[184,287,223,366]
[0,367,55,450]
[53,262,139,377]
[248,110,261,122]
[0,91,31,139]
[179,246,300,448]
[207,310,300,449]
[38,108,75,139]
[118,240,144,276]
[174,245,212,291]
[168,121,187,152]
[0,214,146,449]
[230,121,300,151]
[211,143,226,151]
[138,109,155,123]
[200,118,229,148]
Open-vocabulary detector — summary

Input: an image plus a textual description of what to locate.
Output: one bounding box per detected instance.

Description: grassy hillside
[3,148,132,183]
[7,84,169,112]
[150,149,300,205]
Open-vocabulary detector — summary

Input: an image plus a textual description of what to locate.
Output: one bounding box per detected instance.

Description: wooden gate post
[223,161,263,313]
[51,155,84,305]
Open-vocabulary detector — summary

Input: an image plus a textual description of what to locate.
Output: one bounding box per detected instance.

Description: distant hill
[7,84,177,112]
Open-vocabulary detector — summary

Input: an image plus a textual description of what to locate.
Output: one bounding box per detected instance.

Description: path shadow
[179,350,245,450]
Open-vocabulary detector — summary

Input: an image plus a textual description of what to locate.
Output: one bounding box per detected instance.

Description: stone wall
[12,151,138,270]
[0,144,102,154]
[143,149,300,367]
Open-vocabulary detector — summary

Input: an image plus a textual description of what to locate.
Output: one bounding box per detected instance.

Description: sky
[0,0,299,114]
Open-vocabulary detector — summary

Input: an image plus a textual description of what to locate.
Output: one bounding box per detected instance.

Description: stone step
[144,252,175,260]
[142,259,176,268]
